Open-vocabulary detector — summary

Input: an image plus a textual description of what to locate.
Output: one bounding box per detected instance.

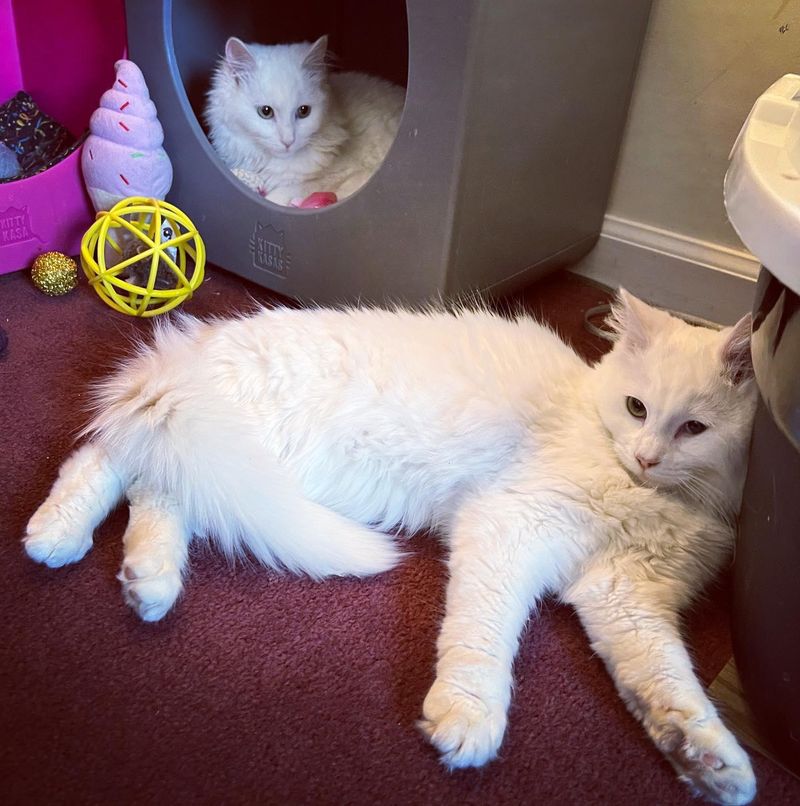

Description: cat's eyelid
[676,419,709,437]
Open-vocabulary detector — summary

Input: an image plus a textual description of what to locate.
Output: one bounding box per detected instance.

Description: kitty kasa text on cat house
[125,0,652,304]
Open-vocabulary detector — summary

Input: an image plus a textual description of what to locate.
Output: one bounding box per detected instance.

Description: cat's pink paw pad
[669,720,756,805]
[118,555,182,622]
[702,752,724,770]
[24,506,92,567]
[419,679,507,769]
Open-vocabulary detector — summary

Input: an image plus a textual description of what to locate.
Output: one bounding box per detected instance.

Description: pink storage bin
[0,0,126,274]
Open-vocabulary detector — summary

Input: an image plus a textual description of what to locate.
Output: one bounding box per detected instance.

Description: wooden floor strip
[709,658,799,781]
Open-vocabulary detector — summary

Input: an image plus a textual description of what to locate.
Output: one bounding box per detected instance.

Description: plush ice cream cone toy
[82,60,173,212]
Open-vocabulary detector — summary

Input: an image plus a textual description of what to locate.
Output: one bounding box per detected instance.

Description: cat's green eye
[257,105,274,119]
[296,105,311,118]
[626,396,647,419]
[681,420,708,436]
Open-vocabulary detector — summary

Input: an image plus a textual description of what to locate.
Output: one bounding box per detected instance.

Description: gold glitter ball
[31,252,78,296]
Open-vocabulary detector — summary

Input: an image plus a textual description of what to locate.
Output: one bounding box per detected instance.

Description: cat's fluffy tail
[84,333,402,579]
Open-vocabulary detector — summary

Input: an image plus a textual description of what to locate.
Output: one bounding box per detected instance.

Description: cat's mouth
[637,466,686,493]
[618,452,668,489]
[271,144,298,158]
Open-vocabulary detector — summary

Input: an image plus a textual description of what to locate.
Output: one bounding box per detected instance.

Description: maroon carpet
[1,266,797,805]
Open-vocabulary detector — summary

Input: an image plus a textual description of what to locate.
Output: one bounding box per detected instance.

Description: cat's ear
[224,37,256,82]
[607,289,660,351]
[720,312,754,385]
[303,35,329,75]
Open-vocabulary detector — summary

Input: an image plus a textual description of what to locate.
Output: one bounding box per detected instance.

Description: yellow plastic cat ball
[80,197,206,317]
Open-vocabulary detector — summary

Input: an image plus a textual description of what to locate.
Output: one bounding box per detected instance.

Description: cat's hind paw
[119,554,182,622]
[665,717,756,805]
[24,504,93,567]
[419,678,507,769]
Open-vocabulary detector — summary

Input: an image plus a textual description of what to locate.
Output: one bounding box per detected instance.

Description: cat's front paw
[419,678,508,769]
[24,503,93,567]
[659,714,756,805]
[119,553,182,622]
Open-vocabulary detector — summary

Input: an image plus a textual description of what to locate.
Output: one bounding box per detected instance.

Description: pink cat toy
[292,191,338,209]
[81,60,173,212]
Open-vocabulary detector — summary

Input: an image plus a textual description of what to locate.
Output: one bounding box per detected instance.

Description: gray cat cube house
[125,0,651,304]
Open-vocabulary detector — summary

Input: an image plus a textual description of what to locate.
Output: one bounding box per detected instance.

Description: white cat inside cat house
[205,35,405,207]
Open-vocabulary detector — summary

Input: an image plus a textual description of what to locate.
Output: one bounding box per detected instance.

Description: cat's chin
[636,470,685,494]
[270,147,299,160]
[638,473,669,490]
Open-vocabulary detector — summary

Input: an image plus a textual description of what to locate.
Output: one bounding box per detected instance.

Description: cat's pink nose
[636,454,660,471]
[281,138,294,150]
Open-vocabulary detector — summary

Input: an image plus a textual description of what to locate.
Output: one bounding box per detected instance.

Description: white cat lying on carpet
[25,291,757,805]
[204,35,404,206]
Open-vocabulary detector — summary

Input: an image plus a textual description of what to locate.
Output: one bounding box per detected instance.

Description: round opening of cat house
[169,0,409,211]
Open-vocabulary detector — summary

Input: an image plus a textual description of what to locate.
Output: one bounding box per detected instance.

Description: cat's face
[214,37,330,159]
[593,291,757,498]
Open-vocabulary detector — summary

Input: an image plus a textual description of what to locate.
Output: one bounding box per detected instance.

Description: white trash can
[725,73,800,776]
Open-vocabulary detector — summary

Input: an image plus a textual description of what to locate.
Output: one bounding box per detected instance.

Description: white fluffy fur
[204,36,404,205]
[25,292,758,804]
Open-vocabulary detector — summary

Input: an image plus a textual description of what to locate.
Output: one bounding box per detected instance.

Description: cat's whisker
[676,473,732,527]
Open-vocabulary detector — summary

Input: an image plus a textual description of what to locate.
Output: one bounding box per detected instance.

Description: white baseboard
[570,215,761,324]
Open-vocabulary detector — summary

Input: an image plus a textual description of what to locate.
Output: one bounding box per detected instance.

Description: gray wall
[606,0,800,251]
